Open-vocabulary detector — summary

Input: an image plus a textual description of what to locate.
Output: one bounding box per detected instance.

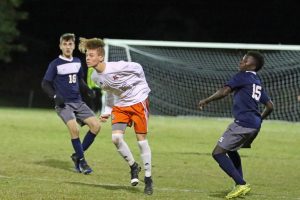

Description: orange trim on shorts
[111,98,149,134]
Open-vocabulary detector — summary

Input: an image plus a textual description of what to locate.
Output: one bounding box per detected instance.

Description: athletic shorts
[55,102,95,126]
[217,122,259,151]
[111,98,149,134]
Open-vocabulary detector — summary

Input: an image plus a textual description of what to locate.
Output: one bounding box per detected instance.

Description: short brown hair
[59,33,75,43]
[78,37,105,56]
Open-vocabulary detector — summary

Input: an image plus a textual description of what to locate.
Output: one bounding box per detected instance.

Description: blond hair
[78,37,105,56]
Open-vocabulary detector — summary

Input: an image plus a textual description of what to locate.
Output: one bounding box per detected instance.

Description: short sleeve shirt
[226,71,271,129]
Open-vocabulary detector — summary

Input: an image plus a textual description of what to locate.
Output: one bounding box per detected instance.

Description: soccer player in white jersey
[78,37,153,195]
[41,33,101,174]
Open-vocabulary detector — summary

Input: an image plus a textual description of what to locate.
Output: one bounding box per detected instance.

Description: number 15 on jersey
[252,84,261,101]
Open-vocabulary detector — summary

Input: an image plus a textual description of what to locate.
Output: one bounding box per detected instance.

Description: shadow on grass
[173,152,250,158]
[209,190,253,199]
[175,152,212,156]
[34,159,72,172]
[208,190,229,199]
[66,181,141,193]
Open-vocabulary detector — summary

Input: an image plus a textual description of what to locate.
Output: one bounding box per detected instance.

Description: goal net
[103,39,300,122]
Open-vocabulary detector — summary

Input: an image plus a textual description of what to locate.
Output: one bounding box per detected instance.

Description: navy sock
[213,153,246,185]
[227,151,243,178]
[82,131,97,151]
[71,138,84,159]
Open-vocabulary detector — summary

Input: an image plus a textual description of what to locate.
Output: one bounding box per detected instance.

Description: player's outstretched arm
[261,100,274,120]
[199,86,232,110]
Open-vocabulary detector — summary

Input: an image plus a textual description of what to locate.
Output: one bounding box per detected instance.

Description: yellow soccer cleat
[225,183,251,199]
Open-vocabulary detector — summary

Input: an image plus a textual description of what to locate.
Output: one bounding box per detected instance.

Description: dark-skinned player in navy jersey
[199,51,273,199]
[41,33,101,174]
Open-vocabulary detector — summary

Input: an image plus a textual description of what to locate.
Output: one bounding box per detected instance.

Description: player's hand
[198,100,207,110]
[99,114,110,122]
[54,94,65,108]
[87,89,96,99]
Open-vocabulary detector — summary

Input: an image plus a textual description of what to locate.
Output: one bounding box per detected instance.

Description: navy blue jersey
[43,55,83,102]
[226,71,271,129]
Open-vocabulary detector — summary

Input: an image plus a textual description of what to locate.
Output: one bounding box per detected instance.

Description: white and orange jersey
[91,61,151,114]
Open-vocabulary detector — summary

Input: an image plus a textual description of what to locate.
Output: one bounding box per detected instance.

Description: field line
[0,174,205,193]
[1,174,299,199]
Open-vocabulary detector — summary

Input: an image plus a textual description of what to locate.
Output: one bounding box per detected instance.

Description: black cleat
[79,158,93,175]
[144,176,153,195]
[70,153,81,173]
[130,162,141,186]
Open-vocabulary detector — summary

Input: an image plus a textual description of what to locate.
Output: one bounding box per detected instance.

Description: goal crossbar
[104,38,300,51]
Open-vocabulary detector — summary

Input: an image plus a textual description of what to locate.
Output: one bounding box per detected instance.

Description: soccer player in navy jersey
[41,33,101,174]
[199,51,273,199]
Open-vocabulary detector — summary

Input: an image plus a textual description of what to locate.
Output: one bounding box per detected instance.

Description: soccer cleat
[225,183,251,199]
[79,158,93,175]
[130,162,141,186]
[70,153,81,173]
[144,176,153,195]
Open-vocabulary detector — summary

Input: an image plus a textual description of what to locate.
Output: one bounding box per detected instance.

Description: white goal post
[103,38,300,121]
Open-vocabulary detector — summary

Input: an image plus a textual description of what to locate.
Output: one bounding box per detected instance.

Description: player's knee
[112,133,123,145]
[212,152,218,160]
[70,128,80,138]
[90,120,101,134]
[212,149,221,159]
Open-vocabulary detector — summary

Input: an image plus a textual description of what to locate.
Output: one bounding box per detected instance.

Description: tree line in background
[0,0,27,62]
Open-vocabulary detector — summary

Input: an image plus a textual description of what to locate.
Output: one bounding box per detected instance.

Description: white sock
[112,134,135,166]
[138,140,152,177]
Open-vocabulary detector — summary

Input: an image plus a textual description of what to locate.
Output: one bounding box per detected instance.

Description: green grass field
[0,108,299,200]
